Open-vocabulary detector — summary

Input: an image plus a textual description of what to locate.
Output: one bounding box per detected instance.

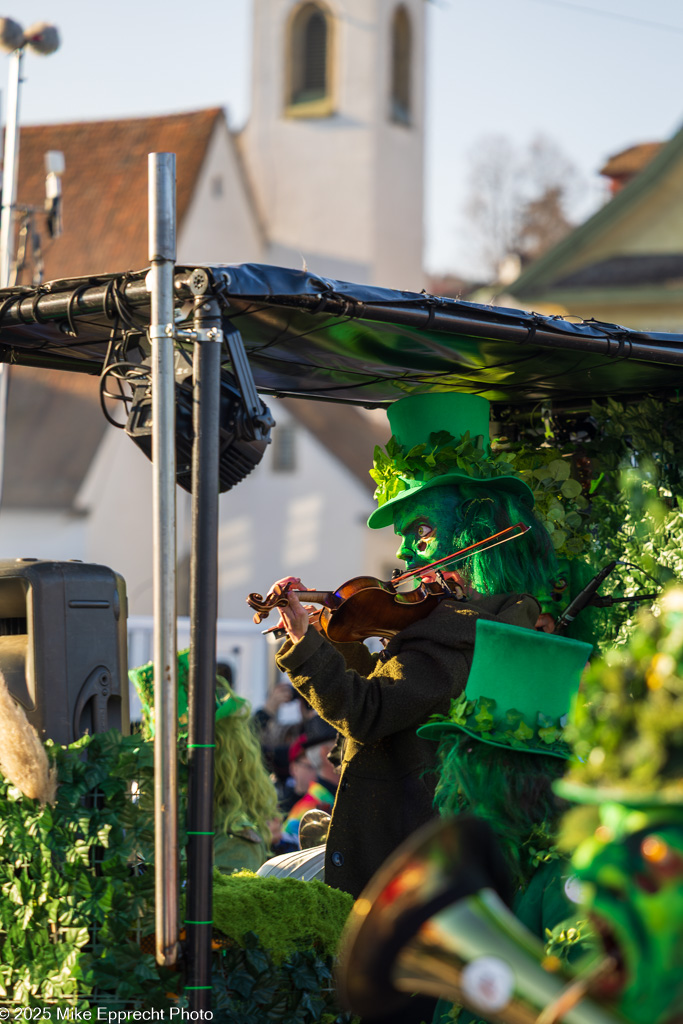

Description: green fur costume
[418,619,594,1024]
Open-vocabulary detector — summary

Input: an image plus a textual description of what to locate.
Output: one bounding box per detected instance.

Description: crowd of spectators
[252,681,339,854]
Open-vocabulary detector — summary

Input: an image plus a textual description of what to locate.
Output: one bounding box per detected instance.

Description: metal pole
[0,48,22,286]
[186,295,222,1010]
[148,152,180,968]
[0,47,24,509]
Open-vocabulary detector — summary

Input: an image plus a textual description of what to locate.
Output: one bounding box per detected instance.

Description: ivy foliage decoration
[370,431,521,509]
[493,394,683,645]
[544,918,596,966]
[210,932,357,1024]
[562,584,683,802]
[427,693,570,759]
[0,731,360,1019]
[0,730,175,1009]
[578,396,683,643]
[496,440,591,558]
[208,869,358,1023]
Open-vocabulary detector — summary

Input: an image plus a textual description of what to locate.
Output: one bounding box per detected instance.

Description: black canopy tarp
[1,263,682,407]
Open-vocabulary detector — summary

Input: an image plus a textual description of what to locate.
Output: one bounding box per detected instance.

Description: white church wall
[74,425,192,615]
[240,0,425,290]
[0,510,86,563]
[66,397,396,625]
[178,117,266,266]
[214,398,397,619]
[372,0,426,292]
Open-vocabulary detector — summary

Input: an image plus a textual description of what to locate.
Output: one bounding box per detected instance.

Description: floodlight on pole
[0,17,61,287]
[0,15,60,508]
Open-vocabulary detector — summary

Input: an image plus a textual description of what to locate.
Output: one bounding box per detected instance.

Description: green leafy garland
[370,431,522,507]
[562,584,683,800]
[370,432,591,559]
[425,693,571,759]
[373,395,683,646]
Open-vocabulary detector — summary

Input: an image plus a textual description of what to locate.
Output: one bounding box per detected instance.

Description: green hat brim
[368,470,534,530]
[417,719,572,760]
[215,692,247,721]
[553,777,683,807]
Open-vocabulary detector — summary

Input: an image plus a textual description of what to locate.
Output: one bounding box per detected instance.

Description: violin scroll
[246,583,292,624]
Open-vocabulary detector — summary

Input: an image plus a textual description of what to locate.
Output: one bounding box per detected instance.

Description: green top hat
[555,585,683,807]
[368,393,534,530]
[418,619,593,760]
[129,648,246,741]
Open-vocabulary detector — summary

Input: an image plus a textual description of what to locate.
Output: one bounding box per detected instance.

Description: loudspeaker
[0,559,129,743]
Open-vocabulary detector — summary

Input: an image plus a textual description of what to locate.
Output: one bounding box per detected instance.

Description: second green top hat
[418,619,593,760]
[368,393,533,529]
[129,648,247,741]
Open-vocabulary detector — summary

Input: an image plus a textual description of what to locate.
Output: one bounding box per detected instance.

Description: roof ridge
[22,106,225,131]
[513,120,683,295]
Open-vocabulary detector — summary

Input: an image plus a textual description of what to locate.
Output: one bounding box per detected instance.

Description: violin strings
[392,522,529,584]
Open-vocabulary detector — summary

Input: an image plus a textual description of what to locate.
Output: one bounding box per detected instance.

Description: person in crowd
[130,649,279,874]
[282,726,339,847]
[252,681,299,744]
[265,392,569,902]
[281,734,318,813]
[253,684,323,791]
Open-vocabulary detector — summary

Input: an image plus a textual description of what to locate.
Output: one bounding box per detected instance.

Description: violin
[246,522,529,644]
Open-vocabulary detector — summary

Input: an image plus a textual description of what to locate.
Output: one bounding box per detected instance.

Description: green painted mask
[392,488,463,578]
[571,801,683,1023]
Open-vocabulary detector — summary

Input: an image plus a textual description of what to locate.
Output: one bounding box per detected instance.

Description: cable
[527,0,683,35]
[99,360,150,429]
[616,559,662,589]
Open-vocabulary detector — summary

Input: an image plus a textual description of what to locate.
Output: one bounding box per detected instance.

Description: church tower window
[286,2,334,118]
[390,5,412,125]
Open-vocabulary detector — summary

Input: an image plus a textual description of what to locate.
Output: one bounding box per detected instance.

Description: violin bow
[391,521,530,586]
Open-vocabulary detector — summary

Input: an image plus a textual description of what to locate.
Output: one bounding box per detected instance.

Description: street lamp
[0,17,60,509]
[0,17,61,287]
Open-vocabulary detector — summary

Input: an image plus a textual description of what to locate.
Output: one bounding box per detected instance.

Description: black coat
[275,592,540,899]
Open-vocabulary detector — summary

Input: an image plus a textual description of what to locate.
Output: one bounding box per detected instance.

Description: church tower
[239,0,425,290]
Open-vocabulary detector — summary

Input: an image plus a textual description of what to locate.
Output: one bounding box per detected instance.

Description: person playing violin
[264,393,569,901]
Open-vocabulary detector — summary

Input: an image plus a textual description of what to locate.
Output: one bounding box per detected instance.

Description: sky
[12,0,683,278]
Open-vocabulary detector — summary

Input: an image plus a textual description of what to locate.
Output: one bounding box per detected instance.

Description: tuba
[336,815,625,1024]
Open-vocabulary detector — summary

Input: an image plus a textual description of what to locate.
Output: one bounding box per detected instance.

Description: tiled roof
[425,273,475,299]
[553,253,683,290]
[15,108,223,281]
[5,108,382,508]
[599,142,663,180]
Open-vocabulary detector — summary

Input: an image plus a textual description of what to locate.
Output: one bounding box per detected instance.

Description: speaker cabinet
[0,559,129,744]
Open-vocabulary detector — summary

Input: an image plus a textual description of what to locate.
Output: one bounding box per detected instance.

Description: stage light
[124,368,275,493]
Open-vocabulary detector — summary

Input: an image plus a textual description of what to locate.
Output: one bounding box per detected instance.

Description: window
[286,2,334,118]
[390,5,412,126]
[271,423,297,473]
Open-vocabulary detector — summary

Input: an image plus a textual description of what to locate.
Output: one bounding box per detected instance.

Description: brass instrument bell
[337,815,625,1024]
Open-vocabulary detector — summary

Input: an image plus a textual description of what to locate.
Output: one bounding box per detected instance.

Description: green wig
[434,731,567,890]
[213,676,279,847]
[444,482,557,601]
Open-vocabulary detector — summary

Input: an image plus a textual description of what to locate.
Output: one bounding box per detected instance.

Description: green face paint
[392,488,463,576]
[572,803,683,1022]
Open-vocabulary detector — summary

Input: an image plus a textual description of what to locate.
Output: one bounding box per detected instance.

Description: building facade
[0,1,423,626]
